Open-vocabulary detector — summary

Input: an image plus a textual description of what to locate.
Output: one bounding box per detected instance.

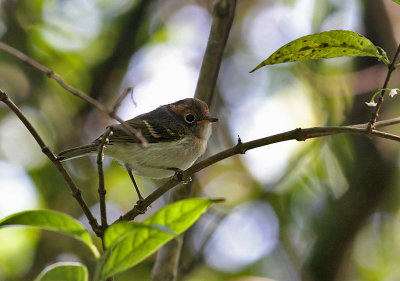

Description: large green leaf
[392,0,400,5]
[103,221,176,249]
[250,30,387,72]
[99,198,217,279]
[0,210,99,257]
[34,262,88,281]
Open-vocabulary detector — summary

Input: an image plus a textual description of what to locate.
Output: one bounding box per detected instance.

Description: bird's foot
[135,199,147,214]
[171,168,192,184]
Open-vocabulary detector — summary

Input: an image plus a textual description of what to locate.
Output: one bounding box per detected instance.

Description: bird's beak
[197,116,218,124]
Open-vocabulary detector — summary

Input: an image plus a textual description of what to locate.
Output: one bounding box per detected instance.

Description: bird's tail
[57,144,98,161]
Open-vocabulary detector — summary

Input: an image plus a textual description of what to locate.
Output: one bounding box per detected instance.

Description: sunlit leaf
[99,198,218,279]
[34,262,88,281]
[0,210,99,257]
[250,30,387,72]
[104,221,176,249]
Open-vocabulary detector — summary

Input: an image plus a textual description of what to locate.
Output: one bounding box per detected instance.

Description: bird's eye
[184,113,196,123]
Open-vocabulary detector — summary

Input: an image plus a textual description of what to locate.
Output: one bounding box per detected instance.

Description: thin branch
[116,117,400,222]
[368,42,400,129]
[97,127,113,237]
[96,86,135,237]
[111,87,134,116]
[0,89,101,235]
[353,116,400,129]
[0,41,148,147]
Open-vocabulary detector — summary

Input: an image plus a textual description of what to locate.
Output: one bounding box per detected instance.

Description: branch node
[71,188,82,198]
[98,188,107,195]
[41,145,50,154]
[89,224,105,235]
[0,89,7,101]
[134,200,147,214]
[214,0,229,17]
[45,70,55,78]
[236,135,246,154]
[173,169,192,184]
[295,128,306,141]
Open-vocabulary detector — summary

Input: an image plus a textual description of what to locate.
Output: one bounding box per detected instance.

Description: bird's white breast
[105,124,211,178]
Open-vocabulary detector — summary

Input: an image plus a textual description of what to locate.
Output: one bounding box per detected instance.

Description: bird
[57,98,218,200]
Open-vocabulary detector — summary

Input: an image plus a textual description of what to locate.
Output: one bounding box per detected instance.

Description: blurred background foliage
[1,0,400,280]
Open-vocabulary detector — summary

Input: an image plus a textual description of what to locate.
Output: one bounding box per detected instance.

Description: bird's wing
[107,118,185,144]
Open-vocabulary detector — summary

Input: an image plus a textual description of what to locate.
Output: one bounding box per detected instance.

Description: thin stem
[111,87,134,115]
[97,127,113,235]
[0,89,101,234]
[126,168,144,202]
[368,43,400,129]
[353,116,400,129]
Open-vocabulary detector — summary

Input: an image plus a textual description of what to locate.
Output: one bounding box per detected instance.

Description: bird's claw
[173,169,192,184]
[135,199,147,214]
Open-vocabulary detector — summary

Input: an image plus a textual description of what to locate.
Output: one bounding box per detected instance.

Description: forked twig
[0,89,101,235]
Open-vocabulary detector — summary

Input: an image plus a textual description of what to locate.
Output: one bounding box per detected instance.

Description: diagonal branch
[111,87,134,116]
[0,41,148,147]
[0,89,101,235]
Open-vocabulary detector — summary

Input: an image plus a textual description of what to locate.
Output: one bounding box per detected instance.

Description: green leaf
[34,262,88,281]
[0,210,99,257]
[250,30,387,72]
[104,221,176,249]
[392,0,400,5]
[100,198,216,279]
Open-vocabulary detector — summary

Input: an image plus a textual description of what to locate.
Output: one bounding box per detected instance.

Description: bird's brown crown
[169,98,212,124]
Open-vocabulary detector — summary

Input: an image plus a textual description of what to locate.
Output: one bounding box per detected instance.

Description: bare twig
[0,89,101,235]
[354,116,400,129]
[97,127,113,238]
[368,43,400,130]
[0,41,148,147]
[111,87,134,115]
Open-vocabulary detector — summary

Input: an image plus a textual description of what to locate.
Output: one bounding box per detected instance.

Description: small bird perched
[57,98,218,200]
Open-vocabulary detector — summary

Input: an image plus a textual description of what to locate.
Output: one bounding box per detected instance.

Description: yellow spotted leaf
[251,30,387,72]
